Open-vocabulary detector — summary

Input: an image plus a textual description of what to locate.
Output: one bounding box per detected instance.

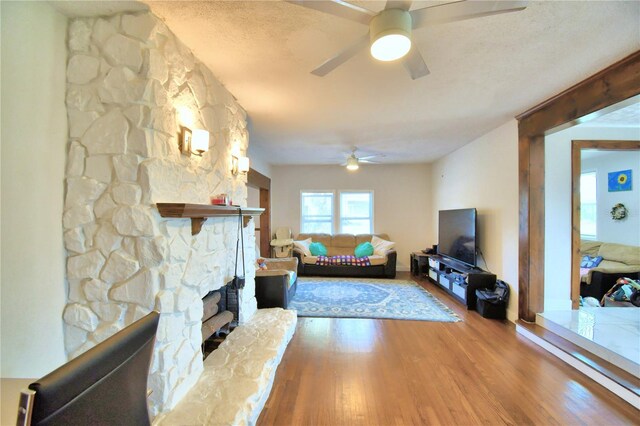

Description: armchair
[255,257,298,309]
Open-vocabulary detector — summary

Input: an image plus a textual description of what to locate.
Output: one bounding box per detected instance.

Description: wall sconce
[231,155,250,175]
[180,127,210,157]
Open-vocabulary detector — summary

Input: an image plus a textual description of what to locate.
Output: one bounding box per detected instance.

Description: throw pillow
[580,255,603,268]
[293,238,312,257]
[309,241,328,256]
[370,235,395,256]
[354,242,374,258]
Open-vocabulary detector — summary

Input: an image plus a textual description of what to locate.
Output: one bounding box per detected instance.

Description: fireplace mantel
[156,203,265,235]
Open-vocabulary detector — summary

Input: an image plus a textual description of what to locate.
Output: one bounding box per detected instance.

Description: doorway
[247,168,271,257]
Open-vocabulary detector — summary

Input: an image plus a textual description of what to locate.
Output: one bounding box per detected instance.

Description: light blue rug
[290,277,460,322]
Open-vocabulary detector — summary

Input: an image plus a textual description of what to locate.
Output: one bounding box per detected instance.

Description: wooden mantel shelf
[156,203,265,235]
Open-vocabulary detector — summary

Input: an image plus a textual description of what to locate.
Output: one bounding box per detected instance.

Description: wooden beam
[260,188,271,257]
[248,168,271,190]
[517,50,640,321]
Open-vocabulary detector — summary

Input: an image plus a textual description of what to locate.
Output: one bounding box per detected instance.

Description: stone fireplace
[60,11,257,417]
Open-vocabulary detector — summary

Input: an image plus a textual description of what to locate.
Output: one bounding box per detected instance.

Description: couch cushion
[598,243,640,266]
[355,234,372,245]
[309,242,328,256]
[302,255,318,265]
[371,235,395,256]
[580,240,602,257]
[293,238,312,257]
[581,255,603,268]
[302,254,387,266]
[332,234,357,248]
[327,246,355,256]
[367,255,387,266]
[355,242,374,258]
[297,233,332,248]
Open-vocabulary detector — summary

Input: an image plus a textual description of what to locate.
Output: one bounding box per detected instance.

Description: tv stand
[425,254,496,309]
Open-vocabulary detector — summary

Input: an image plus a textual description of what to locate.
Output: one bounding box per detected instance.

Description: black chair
[17,311,159,426]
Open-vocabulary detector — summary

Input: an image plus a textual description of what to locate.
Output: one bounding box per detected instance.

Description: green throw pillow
[354,242,374,258]
[309,242,327,256]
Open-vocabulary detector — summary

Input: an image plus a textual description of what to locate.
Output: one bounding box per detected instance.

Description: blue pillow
[354,242,374,258]
[309,242,327,256]
[581,255,603,268]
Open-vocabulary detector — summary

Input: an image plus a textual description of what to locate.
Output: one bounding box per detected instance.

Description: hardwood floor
[257,272,638,425]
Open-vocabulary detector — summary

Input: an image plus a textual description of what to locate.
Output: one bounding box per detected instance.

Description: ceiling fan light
[370,9,412,62]
[371,34,411,61]
[346,156,359,170]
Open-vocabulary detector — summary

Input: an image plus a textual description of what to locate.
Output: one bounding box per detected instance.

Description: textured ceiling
[582,101,640,128]
[76,1,640,165]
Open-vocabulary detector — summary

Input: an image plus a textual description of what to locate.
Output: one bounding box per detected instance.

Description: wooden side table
[410,252,430,277]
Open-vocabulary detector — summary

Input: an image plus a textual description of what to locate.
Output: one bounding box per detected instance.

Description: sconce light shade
[238,156,250,174]
[180,127,209,157]
[191,129,210,154]
[232,155,250,175]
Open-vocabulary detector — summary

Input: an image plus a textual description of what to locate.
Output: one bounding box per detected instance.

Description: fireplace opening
[200,280,240,359]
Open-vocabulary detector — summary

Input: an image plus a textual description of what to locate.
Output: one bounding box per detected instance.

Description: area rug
[289,277,460,322]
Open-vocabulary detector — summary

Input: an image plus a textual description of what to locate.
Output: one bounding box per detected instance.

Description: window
[300,191,333,233]
[580,171,597,239]
[339,191,373,234]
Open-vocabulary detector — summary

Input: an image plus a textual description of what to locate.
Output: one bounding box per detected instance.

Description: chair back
[275,227,291,240]
[17,312,159,426]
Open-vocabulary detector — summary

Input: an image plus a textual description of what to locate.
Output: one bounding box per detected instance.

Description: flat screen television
[438,208,477,267]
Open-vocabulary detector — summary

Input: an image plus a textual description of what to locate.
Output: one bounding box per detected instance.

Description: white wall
[544,126,639,310]
[271,164,432,270]
[1,1,68,377]
[582,150,640,246]
[430,120,520,321]
[247,142,271,178]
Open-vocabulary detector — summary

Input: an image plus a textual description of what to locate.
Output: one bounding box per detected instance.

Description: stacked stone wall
[62,12,257,416]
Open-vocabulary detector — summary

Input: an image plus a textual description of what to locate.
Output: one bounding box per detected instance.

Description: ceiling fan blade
[411,0,528,29]
[311,34,369,77]
[403,47,430,80]
[358,154,384,160]
[286,0,375,25]
[359,159,380,164]
[385,0,413,11]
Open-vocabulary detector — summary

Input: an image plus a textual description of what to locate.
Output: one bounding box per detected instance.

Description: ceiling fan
[287,0,528,79]
[342,148,383,170]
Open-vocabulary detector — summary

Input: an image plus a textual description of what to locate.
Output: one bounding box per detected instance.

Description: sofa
[292,233,397,278]
[579,240,640,301]
[255,257,298,309]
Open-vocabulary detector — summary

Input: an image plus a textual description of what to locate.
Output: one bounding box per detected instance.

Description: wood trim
[248,168,270,190]
[570,141,582,309]
[260,188,271,257]
[517,50,640,322]
[517,51,640,124]
[156,203,264,235]
[571,140,640,308]
[247,168,271,256]
[572,140,640,151]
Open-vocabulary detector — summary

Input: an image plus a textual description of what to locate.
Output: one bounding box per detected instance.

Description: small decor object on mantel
[210,194,229,205]
[608,169,632,192]
[610,203,628,221]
